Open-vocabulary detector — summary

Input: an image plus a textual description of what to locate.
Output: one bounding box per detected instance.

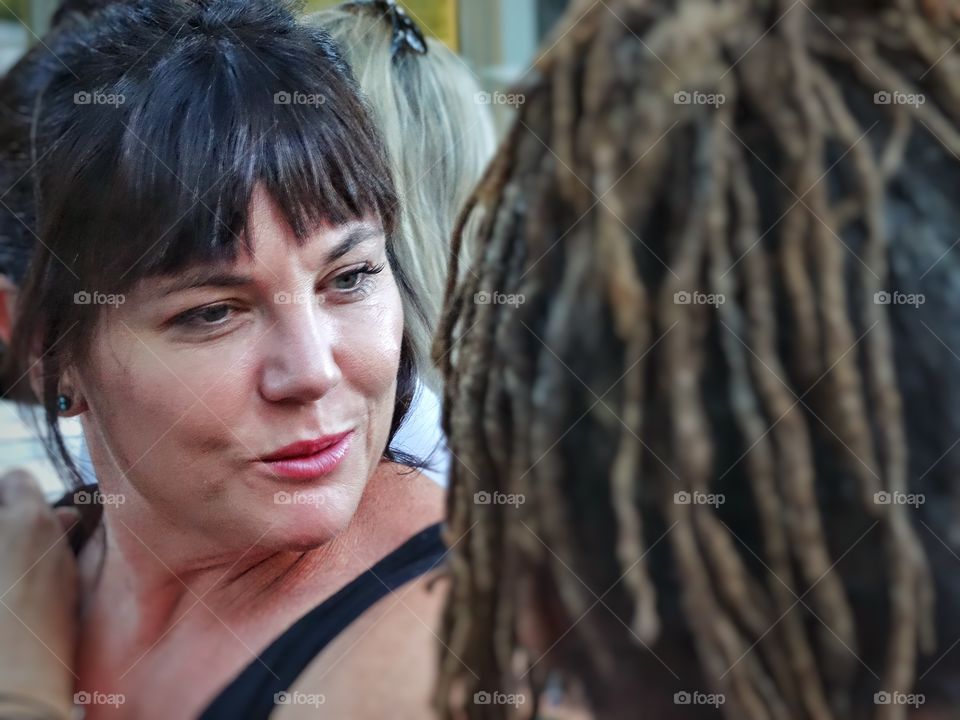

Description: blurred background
[0,0,572,129]
[0,0,572,493]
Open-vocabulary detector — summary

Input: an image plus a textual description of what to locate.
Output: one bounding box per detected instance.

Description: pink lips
[259,431,353,480]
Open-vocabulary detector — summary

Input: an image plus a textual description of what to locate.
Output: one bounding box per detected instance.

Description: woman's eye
[173,304,233,328]
[333,270,364,290]
[330,263,385,295]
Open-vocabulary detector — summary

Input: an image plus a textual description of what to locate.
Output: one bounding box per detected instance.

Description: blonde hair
[306,6,496,392]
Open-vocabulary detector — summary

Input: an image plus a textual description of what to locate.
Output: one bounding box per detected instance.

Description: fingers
[0,469,47,508]
[53,507,81,534]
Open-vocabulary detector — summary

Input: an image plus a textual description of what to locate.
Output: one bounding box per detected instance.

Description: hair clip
[343,0,429,60]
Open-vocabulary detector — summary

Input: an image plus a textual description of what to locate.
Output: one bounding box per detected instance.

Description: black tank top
[198,522,446,720]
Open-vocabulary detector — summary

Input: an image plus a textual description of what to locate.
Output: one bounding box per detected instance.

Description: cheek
[80,326,248,474]
[336,281,405,398]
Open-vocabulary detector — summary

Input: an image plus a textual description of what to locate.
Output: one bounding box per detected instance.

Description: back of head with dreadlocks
[434,0,960,718]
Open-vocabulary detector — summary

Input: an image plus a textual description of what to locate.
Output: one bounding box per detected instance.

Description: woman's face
[73,185,404,555]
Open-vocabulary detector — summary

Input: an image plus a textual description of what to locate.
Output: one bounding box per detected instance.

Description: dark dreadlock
[434,0,960,718]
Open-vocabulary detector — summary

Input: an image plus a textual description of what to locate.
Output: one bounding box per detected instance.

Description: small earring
[56,394,73,412]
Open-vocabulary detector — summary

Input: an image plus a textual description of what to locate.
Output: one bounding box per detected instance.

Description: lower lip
[260,432,353,480]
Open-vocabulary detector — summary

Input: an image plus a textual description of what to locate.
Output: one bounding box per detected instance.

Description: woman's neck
[78,510,341,652]
[68,462,444,720]
[75,460,422,655]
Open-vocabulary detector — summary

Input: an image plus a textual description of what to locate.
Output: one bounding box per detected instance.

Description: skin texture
[1,185,445,719]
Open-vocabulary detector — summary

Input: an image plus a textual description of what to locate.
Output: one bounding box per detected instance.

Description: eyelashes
[332,262,385,295]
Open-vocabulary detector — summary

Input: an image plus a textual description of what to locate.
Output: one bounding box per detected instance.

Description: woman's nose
[259,304,342,404]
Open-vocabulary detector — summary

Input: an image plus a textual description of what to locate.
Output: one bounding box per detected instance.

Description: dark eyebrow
[160,270,253,296]
[156,225,382,296]
[324,225,384,264]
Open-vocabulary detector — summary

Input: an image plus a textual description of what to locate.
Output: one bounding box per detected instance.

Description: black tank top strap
[199,522,447,720]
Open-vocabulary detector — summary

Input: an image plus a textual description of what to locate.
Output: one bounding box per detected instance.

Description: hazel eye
[334,270,364,290]
[329,263,385,297]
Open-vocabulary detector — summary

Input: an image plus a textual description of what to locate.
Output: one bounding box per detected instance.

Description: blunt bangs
[34,0,398,298]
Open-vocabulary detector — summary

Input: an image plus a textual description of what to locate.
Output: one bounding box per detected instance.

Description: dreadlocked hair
[434,0,960,718]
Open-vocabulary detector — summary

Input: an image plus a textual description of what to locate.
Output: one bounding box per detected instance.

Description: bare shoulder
[269,464,448,719]
[272,573,451,720]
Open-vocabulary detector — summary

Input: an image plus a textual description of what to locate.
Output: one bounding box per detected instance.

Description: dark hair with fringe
[4,0,425,490]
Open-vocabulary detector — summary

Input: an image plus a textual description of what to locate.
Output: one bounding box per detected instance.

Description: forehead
[243,187,380,251]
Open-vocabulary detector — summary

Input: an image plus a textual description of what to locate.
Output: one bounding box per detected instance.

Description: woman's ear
[25,359,88,417]
[55,366,88,417]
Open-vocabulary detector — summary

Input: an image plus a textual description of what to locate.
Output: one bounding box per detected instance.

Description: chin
[266,491,361,551]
